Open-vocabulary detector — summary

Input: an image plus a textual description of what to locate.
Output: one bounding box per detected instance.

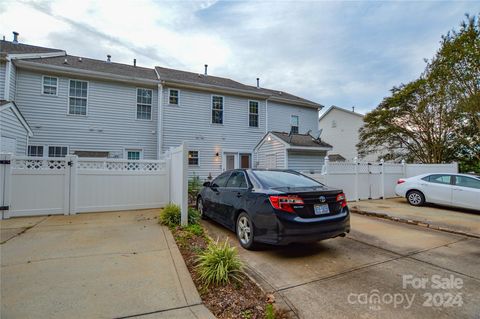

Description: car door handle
[453,188,463,191]
[420,183,427,186]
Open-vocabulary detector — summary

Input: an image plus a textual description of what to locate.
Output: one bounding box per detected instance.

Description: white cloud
[1,0,476,111]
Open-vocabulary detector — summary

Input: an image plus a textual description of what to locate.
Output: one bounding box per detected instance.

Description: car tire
[197,197,208,220]
[406,190,425,206]
[236,212,256,250]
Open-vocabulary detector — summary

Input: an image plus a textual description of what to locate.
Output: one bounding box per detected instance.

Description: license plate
[314,204,330,215]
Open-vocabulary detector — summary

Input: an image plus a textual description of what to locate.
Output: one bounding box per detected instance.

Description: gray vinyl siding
[267,101,319,134]
[287,150,326,173]
[0,62,5,100]
[15,69,158,159]
[0,107,28,155]
[254,138,287,169]
[162,87,266,179]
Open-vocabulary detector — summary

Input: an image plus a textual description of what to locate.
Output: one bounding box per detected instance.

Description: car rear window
[252,170,322,188]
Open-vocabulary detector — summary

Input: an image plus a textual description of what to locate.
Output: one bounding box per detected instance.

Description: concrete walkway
[350,197,480,238]
[203,214,480,318]
[1,209,214,319]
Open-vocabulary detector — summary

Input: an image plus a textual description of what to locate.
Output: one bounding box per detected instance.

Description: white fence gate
[303,157,458,201]
[0,143,188,220]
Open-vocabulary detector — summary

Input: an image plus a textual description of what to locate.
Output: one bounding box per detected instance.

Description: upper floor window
[291,115,299,134]
[169,89,179,105]
[69,80,88,115]
[249,101,259,127]
[188,151,199,166]
[48,146,68,157]
[127,150,142,160]
[331,120,337,128]
[28,145,44,157]
[137,88,152,120]
[212,96,224,124]
[42,76,58,95]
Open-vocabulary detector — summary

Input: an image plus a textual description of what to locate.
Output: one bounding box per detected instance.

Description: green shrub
[184,223,204,236]
[159,205,200,228]
[188,174,202,205]
[196,239,243,286]
[159,203,181,228]
[265,304,275,319]
[188,208,200,225]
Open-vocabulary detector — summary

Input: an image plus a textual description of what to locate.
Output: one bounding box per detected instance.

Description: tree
[358,14,480,172]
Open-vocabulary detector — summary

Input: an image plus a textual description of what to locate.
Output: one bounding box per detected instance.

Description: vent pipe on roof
[256,78,260,89]
[12,31,19,44]
[133,58,137,67]
[204,64,208,76]
[352,106,355,112]
[78,57,82,62]
[107,54,111,63]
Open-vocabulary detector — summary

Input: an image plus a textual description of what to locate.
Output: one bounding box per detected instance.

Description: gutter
[13,60,159,86]
[287,146,332,151]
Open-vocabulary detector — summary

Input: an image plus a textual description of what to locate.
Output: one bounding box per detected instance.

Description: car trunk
[272,187,345,218]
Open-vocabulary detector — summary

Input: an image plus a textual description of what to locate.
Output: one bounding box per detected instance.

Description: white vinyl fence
[0,143,188,219]
[302,157,458,201]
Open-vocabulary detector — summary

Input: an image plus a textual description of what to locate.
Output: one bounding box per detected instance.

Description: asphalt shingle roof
[271,131,332,148]
[0,40,64,55]
[22,55,158,80]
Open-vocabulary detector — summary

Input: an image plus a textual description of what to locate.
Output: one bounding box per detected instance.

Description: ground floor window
[48,146,68,157]
[28,145,44,157]
[126,150,142,160]
[188,151,199,166]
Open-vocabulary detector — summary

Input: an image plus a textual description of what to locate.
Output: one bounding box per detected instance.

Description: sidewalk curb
[350,208,480,239]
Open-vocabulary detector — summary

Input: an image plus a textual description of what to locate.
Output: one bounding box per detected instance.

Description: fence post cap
[401,159,406,165]
[380,158,384,163]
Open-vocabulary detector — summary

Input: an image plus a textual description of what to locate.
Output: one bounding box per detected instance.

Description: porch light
[215,152,219,157]
[267,136,271,141]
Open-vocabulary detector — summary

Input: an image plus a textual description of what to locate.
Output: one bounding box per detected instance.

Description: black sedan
[197,169,350,250]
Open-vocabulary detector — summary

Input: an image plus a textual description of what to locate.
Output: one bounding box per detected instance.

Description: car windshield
[253,170,322,188]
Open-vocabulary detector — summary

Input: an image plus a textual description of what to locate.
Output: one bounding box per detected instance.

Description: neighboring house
[318,105,380,162]
[1,32,324,179]
[254,131,332,173]
[0,100,33,154]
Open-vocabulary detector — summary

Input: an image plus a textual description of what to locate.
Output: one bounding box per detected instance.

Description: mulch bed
[172,227,289,319]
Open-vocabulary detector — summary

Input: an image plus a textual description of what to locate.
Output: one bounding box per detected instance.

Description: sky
[0,0,477,115]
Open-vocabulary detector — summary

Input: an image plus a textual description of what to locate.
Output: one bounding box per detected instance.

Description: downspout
[157,83,163,159]
[265,98,268,133]
[4,57,11,100]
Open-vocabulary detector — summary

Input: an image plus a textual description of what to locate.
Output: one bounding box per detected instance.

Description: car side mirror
[203,181,211,187]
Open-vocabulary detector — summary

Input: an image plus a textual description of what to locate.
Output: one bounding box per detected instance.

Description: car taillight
[269,195,304,213]
[397,179,406,184]
[336,193,347,208]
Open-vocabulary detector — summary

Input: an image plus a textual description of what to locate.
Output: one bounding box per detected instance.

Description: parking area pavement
[350,197,480,238]
[202,214,480,319]
[1,210,214,319]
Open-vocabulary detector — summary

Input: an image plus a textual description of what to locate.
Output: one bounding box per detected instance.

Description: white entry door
[224,152,238,171]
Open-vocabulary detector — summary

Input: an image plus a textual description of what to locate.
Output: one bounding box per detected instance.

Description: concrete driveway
[1,210,214,319]
[350,198,480,237]
[203,214,480,318]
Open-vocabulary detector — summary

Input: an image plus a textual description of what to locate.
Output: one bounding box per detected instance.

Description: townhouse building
[1,32,327,179]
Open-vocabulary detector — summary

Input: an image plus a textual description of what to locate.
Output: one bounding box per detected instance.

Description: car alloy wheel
[407,191,424,206]
[236,212,255,249]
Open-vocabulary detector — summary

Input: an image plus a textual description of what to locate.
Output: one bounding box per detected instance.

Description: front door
[223,152,252,171]
[226,153,237,170]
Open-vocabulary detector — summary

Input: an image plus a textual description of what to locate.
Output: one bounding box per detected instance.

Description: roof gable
[0,100,33,136]
[319,105,364,122]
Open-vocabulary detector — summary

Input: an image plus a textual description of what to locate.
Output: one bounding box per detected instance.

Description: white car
[395,173,480,211]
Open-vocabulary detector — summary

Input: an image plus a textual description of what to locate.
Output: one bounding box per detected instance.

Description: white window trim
[47,145,70,158]
[248,100,259,128]
[136,87,153,121]
[188,149,200,167]
[41,75,59,96]
[67,79,89,117]
[168,88,180,106]
[291,115,299,133]
[211,95,225,125]
[27,144,45,157]
[124,148,144,160]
